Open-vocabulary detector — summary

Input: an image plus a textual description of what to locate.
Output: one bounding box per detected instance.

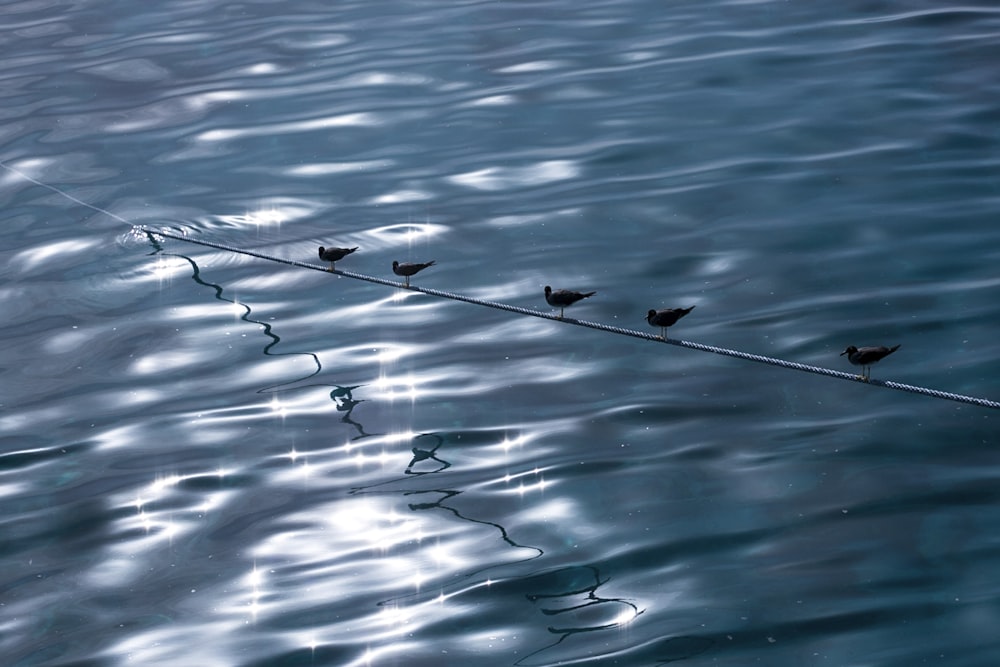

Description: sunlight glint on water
[1,1,999,666]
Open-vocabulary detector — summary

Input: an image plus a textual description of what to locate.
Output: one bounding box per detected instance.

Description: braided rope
[146,229,1000,411]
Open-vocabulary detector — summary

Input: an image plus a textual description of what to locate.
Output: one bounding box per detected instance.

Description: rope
[144,229,1000,411]
[1,160,995,411]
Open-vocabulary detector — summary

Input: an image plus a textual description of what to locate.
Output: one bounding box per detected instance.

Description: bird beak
[839,350,847,356]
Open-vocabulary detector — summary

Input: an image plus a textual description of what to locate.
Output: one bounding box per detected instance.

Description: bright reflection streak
[514,478,549,496]
[353,451,385,467]
[183,390,321,424]
[499,434,527,452]
[428,543,461,568]
[151,255,185,284]
[250,207,284,227]
[322,496,423,555]
[216,199,324,229]
[614,608,639,626]
[247,564,264,620]
[269,395,288,418]
[112,469,241,550]
[375,348,404,364]
[162,519,180,542]
[378,604,412,630]
[372,371,422,403]
[288,159,394,176]
[12,237,102,273]
[198,112,378,143]
[152,473,182,493]
[366,222,448,248]
[369,189,432,205]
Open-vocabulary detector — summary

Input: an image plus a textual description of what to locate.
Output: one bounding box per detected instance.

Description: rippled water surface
[3,1,1000,665]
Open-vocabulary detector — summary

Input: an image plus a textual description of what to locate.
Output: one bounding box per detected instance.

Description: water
[2,1,1000,665]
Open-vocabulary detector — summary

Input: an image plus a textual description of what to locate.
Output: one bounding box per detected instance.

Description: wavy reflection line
[146,233,320,388]
[347,432,544,610]
[346,433,452,494]
[146,234,377,439]
[368,485,545,610]
[405,488,543,565]
[148,236,546,618]
[351,434,543,569]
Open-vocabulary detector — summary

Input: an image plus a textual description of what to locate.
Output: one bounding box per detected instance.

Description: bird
[318,246,358,271]
[840,344,900,381]
[392,260,436,287]
[646,306,695,339]
[544,285,596,319]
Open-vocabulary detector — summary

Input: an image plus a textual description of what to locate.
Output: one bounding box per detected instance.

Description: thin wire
[145,229,1000,411]
[2,160,996,411]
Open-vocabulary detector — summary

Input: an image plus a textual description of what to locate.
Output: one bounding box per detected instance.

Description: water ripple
[3,1,1000,665]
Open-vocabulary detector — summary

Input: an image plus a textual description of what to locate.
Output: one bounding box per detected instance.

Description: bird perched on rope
[318,245,358,271]
[544,286,596,319]
[840,344,900,381]
[392,260,436,287]
[646,306,695,339]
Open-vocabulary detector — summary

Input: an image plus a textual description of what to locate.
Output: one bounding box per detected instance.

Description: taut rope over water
[146,230,1000,411]
[2,159,997,411]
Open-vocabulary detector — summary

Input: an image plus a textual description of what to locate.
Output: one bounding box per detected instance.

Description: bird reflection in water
[518,565,646,663]
[519,565,717,665]
[350,433,543,564]
[404,434,451,474]
[405,488,543,566]
[525,565,643,632]
[329,384,374,440]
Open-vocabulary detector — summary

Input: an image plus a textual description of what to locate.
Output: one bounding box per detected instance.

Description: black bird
[646,306,695,339]
[318,246,358,271]
[840,344,900,381]
[544,286,596,319]
[392,260,436,287]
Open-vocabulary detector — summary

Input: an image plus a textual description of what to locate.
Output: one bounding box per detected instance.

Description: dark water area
[2,1,999,665]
